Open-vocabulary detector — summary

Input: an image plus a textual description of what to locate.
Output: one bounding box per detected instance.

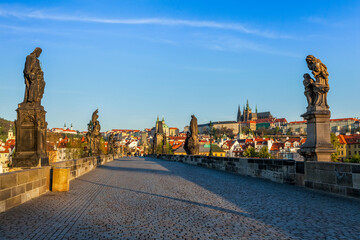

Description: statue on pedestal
[299,55,335,162]
[86,109,102,156]
[13,48,49,168]
[184,115,199,155]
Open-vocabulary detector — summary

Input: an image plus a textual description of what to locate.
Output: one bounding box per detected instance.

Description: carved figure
[87,109,102,156]
[184,115,199,155]
[108,133,114,154]
[13,47,49,167]
[23,47,45,105]
[304,55,329,109]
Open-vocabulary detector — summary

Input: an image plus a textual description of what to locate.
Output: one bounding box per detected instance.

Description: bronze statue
[303,55,329,109]
[184,115,199,155]
[23,47,45,106]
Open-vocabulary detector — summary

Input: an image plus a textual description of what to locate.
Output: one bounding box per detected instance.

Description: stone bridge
[0,157,359,239]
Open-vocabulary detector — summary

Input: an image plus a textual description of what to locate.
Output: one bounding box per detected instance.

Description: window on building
[349,151,351,155]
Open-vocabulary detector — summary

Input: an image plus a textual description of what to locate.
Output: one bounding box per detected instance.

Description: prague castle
[191,100,275,135]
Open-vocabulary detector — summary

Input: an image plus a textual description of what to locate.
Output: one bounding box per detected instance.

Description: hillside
[0,117,15,142]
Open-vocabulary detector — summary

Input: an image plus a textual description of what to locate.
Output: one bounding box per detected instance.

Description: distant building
[174,144,225,157]
[287,118,359,135]
[50,123,78,135]
[337,134,360,161]
[193,101,277,135]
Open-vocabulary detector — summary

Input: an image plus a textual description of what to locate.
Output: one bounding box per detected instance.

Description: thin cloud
[201,35,301,58]
[0,8,294,39]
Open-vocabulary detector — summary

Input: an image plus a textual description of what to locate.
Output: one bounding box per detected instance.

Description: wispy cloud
[0,7,294,39]
[198,35,301,58]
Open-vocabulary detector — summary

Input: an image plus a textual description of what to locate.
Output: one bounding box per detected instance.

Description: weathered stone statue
[13,48,49,168]
[23,47,46,106]
[86,109,102,156]
[303,55,330,110]
[108,133,114,154]
[184,115,199,155]
[298,55,335,161]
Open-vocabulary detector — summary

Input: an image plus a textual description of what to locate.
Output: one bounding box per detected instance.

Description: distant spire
[246,99,249,110]
[162,116,164,122]
[64,122,66,129]
[256,105,258,114]
[237,105,241,122]
[157,115,159,121]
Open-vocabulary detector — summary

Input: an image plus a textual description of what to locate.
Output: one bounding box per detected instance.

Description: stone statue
[13,47,49,167]
[108,133,114,154]
[184,115,199,155]
[299,55,335,162]
[87,109,102,156]
[303,55,329,110]
[23,47,45,106]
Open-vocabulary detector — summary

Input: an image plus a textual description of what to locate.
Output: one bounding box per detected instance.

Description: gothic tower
[237,105,242,122]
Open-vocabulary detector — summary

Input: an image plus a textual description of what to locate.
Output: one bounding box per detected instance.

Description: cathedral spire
[237,105,241,122]
[246,99,249,110]
[256,105,258,114]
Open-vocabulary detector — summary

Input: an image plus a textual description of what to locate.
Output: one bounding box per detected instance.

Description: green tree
[275,126,280,135]
[345,154,360,163]
[258,146,273,159]
[330,133,340,162]
[243,146,257,157]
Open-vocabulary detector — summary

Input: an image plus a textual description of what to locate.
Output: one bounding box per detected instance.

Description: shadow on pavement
[76,178,251,218]
[141,156,360,238]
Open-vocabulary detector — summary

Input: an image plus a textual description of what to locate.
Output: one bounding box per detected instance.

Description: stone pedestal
[52,167,70,192]
[298,108,335,161]
[12,103,49,168]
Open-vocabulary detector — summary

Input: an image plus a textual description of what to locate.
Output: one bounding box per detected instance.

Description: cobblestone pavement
[0,157,359,239]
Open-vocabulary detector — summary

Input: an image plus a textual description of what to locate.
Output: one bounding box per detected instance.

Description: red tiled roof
[342,134,360,144]
[270,142,285,151]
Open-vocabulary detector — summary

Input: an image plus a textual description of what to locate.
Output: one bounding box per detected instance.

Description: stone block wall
[305,162,360,198]
[0,167,50,213]
[154,155,360,199]
[51,154,115,180]
[0,154,118,213]
[157,154,297,184]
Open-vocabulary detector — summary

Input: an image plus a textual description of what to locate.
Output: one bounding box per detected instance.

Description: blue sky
[0,0,359,131]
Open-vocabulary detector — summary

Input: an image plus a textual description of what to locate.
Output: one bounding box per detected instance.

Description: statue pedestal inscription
[298,55,335,162]
[13,104,49,167]
[12,47,49,168]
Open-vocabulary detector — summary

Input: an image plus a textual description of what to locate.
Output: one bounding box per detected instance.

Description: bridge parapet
[0,154,119,213]
[152,154,360,199]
